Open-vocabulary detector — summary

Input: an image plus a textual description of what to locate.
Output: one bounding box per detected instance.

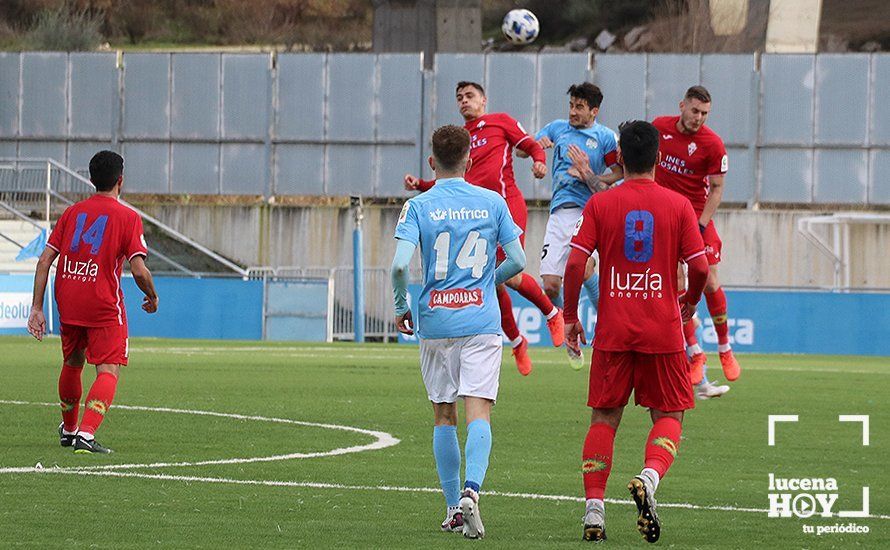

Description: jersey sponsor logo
[586,138,598,150]
[61,256,99,283]
[659,155,694,176]
[688,141,697,156]
[429,207,490,222]
[608,265,664,300]
[721,154,729,172]
[470,134,488,149]
[398,202,410,224]
[428,288,484,310]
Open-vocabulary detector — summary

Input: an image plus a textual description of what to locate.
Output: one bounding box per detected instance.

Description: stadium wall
[132,202,890,289]
[1,51,889,206]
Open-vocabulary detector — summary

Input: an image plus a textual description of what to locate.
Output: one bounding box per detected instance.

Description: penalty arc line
[0,400,400,472]
[20,469,890,521]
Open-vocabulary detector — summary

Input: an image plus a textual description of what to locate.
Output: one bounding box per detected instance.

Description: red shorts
[61,323,129,366]
[496,193,527,262]
[702,220,722,265]
[587,349,695,412]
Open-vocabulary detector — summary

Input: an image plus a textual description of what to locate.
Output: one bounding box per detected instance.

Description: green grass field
[0,336,887,548]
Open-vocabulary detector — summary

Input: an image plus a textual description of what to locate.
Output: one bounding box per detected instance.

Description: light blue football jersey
[536,120,618,212]
[394,177,522,340]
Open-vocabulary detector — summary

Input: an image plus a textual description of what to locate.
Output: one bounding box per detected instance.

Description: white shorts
[540,206,584,277]
[419,333,502,403]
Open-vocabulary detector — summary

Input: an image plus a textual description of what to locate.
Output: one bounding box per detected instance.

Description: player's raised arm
[27,246,59,341]
[503,115,547,178]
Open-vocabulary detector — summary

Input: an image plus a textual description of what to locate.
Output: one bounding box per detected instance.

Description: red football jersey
[420,113,545,198]
[652,116,728,214]
[47,195,148,327]
[570,178,705,353]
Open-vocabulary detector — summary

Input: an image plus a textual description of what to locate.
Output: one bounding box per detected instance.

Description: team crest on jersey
[429,288,484,310]
[586,138,598,150]
[398,202,410,224]
[573,215,584,236]
[688,141,697,156]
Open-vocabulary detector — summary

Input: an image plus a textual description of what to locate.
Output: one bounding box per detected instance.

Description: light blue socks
[433,425,461,507]
[464,419,492,493]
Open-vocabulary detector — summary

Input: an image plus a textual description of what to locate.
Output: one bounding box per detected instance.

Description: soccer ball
[502,9,539,45]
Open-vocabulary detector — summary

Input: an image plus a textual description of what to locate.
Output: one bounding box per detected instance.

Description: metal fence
[0,51,888,205]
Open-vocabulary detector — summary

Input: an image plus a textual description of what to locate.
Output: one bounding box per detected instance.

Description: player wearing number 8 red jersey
[563,121,709,543]
[651,85,740,388]
[28,151,159,454]
[405,81,564,376]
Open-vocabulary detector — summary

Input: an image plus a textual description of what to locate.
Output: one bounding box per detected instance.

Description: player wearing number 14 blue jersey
[391,125,526,539]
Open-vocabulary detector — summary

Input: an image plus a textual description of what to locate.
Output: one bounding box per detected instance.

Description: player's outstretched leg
[461,417,491,539]
[433,425,464,532]
[683,316,706,385]
[582,422,615,542]
[511,274,564,347]
[705,288,740,381]
[74,369,119,454]
[497,286,532,375]
[58,362,83,447]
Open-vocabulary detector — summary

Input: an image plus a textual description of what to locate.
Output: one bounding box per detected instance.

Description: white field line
[16,469,890,521]
[0,400,399,472]
[2,401,887,521]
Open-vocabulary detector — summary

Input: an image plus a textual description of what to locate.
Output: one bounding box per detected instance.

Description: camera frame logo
[767,414,872,537]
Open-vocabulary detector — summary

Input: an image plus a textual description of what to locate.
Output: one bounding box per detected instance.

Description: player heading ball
[563,121,709,543]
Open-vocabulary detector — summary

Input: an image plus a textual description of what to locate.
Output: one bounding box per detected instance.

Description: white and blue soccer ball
[502,9,539,45]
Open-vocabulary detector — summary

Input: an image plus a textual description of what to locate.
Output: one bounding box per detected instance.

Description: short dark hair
[567,82,603,109]
[618,120,660,174]
[431,125,471,172]
[456,81,485,96]
[685,85,711,104]
[89,150,124,192]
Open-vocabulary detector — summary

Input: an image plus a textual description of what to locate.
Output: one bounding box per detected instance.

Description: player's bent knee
[96,363,121,378]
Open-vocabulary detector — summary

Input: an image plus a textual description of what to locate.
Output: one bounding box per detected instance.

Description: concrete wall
[132,201,890,289]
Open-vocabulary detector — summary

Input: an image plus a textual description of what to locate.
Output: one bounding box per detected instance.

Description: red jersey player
[563,121,709,543]
[651,85,740,388]
[404,81,563,376]
[28,151,159,454]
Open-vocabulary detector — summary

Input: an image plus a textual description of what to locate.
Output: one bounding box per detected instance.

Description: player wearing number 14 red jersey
[652,85,740,389]
[28,151,159,454]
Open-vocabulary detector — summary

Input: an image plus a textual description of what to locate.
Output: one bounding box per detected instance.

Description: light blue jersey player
[391,125,525,539]
[521,83,621,368]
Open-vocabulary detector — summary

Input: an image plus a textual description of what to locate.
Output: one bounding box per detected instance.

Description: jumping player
[392,125,527,538]
[27,150,159,454]
[518,82,621,368]
[404,81,563,376]
[563,121,709,542]
[652,86,740,386]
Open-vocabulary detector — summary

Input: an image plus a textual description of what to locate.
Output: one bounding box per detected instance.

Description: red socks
[705,288,729,346]
[58,364,83,432]
[582,423,616,500]
[682,319,698,347]
[516,273,555,316]
[78,372,119,436]
[644,417,682,478]
[497,285,521,342]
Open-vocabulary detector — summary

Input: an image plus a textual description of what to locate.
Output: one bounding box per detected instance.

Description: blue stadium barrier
[397,285,890,357]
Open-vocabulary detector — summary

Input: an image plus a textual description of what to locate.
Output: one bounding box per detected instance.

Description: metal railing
[0,158,249,277]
